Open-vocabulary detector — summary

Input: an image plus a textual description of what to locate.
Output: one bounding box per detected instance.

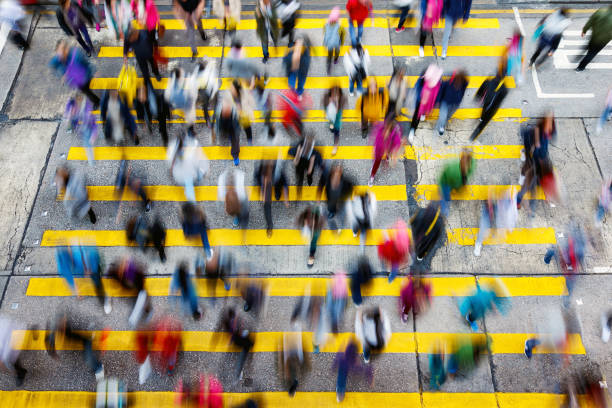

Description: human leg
[348,19,356,46]
[397,6,410,29]
[577,40,606,71]
[441,16,454,58]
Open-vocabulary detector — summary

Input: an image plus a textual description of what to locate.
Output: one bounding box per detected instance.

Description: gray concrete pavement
[0,3,611,406]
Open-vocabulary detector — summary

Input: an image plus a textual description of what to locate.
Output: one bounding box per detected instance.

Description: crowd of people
[0,0,611,405]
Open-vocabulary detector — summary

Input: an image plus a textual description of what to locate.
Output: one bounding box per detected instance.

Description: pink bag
[422,0,442,31]
[392,220,410,255]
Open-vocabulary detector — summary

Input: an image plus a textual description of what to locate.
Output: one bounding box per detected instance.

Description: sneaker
[518,174,525,186]
[524,340,533,359]
[441,50,447,60]
[353,229,358,238]
[243,302,251,312]
[95,365,105,381]
[329,123,333,130]
[473,242,482,257]
[401,313,409,323]
[313,344,320,354]
[469,320,478,332]
[331,146,338,156]
[575,66,585,72]
[602,315,611,343]
[416,256,423,261]
[337,229,342,235]
[419,46,424,57]
[368,176,374,187]
[145,200,152,212]
[233,216,240,227]
[363,353,370,364]
[349,91,355,97]
[104,298,112,315]
[438,127,444,136]
[307,256,315,268]
[262,55,269,64]
[520,151,526,162]
[233,157,240,166]
[395,27,405,33]
[408,129,415,144]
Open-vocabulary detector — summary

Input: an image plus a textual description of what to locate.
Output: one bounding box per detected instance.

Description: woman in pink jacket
[369,116,403,186]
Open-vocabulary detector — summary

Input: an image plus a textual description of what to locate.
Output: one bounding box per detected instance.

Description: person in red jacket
[346,0,371,46]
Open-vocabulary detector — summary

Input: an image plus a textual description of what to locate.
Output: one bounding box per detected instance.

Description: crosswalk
[7,5,592,406]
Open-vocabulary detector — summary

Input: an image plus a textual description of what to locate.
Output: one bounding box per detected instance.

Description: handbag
[325,102,337,123]
[117,63,138,107]
[65,50,89,89]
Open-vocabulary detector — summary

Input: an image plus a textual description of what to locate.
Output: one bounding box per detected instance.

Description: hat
[329,6,340,23]
[423,64,443,84]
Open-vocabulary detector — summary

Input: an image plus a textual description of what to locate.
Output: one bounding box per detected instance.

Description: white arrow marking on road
[553,49,612,69]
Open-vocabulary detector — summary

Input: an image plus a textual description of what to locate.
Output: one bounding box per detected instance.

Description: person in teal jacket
[438,150,474,216]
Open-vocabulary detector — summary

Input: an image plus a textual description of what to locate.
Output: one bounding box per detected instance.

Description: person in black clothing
[214,308,254,379]
[317,163,355,232]
[255,160,289,237]
[57,0,94,56]
[350,256,373,305]
[134,83,170,146]
[287,134,323,199]
[115,159,152,212]
[214,95,241,165]
[173,0,206,60]
[126,215,167,262]
[411,202,445,261]
[124,27,160,92]
[470,70,508,141]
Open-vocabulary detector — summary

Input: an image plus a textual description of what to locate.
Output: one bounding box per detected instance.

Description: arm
[582,11,598,36]
[463,0,472,21]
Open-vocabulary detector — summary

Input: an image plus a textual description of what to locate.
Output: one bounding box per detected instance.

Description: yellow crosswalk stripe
[67,145,525,161]
[0,391,586,407]
[392,45,506,57]
[90,75,516,90]
[72,185,407,202]
[39,227,556,247]
[64,184,541,202]
[152,17,499,30]
[11,330,585,354]
[26,276,568,297]
[100,45,511,59]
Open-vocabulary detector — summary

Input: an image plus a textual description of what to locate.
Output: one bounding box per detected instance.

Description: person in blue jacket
[441,0,472,59]
[436,70,468,136]
[283,35,311,97]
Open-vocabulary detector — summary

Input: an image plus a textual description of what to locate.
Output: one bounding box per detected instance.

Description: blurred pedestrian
[134,82,170,146]
[165,67,198,137]
[407,64,443,144]
[377,220,410,282]
[369,116,403,186]
[239,275,266,314]
[473,188,518,257]
[347,190,377,250]
[214,308,254,379]
[100,90,139,144]
[213,0,240,40]
[524,308,569,359]
[218,168,249,228]
[107,257,152,326]
[115,159,152,211]
[428,343,446,390]
[470,68,508,141]
[256,0,278,63]
[173,0,206,60]
[0,0,29,50]
[387,65,407,118]
[344,43,370,97]
[358,77,388,138]
[411,202,445,261]
[214,94,241,164]
[333,341,373,402]
[501,29,525,86]
[0,317,28,386]
[459,281,509,331]
[195,59,220,130]
[180,202,214,259]
[317,164,355,232]
[279,331,306,396]
[123,27,160,91]
[297,205,325,267]
[170,261,202,320]
[197,247,234,294]
[529,8,571,68]
[345,0,371,46]
[131,0,160,38]
[596,87,612,134]
[64,95,98,165]
[441,0,471,59]
[576,6,612,72]
[168,135,209,202]
[277,88,308,138]
[125,215,167,262]
[50,40,100,106]
[226,40,259,80]
[283,36,311,97]
[253,73,275,139]
[595,178,612,226]
[543,225,585,304]
[255,159,289,236]
[394,0,413,33]
[323,84,347,155]
[355,306,391,363]
[326,270,348,333]
[436,70,468,136]
[57,0,94,56]
[229,80,255,146]
[446,336,490,377]
[438,150,474,216]
[350,256,373,305]
[323,7,345,74]
[288,134,323,199]
[55,166,97,224]
[418,0,442,57]
[277,0,299,46]
[399,275,431,322]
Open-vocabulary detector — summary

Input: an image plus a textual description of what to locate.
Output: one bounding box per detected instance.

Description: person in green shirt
[576,6,612,71]
[438,150,475,216]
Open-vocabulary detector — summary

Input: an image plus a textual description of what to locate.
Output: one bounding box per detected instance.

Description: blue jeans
[348,19,363,46]
[436,102,458,132]
[184,222,212,257]
[349,77,363,94]
[288,71,306,96]
[442,15,456,55]
[439,183,452,217]
[388,262,399,282]
[397,6,410,28]
[475,204,492,246]
[336,363,347,400]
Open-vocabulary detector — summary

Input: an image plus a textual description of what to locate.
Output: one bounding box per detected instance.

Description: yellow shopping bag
[117,63,138,108]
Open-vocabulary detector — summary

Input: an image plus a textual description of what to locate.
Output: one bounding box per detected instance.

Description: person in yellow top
[357,77,388,138]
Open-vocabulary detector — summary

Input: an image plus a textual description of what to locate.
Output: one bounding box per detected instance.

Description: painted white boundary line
[513,7,595,99]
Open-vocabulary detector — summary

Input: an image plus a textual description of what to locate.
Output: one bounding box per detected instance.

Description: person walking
[369,116,403,186]
[0,318,28,386]
[50,40,100,106]
[435,70,468,136]
[323,7,345,74]
[441,0,471,59]
[346,191,377,250]
[323,85,347,155]
[214,94,241,165]
[125,215,167,262]
[165,67,198,137]
[350,256,373,305]
[57,0,95,56]
[173,0,206,61]
[358,78,388,138]
[123,26,161,91]
[355,306,391,363]
[180,202,214,259]
[411,202,445,261]
[283,36,311,98]
[576,6,612,72]
[418,0,442,57]
[229,80,255,146]
[170,261,202,320]
[473,188,518,257]
[255,0,278,63]
[595,178,612,226]
[343,43,370,96]
[387,66,407,118]
[255,159,289,236]
[394,0,413,33]
[214,308,254,379]
[0,0,29,50]
[345,0,371,46]
[55,166,97,224]
[133,83,170,146]
[399,275,432,322]
[333,341,373,402]
[100,89,139,144]
[297,205,325,267]
[596,86,612,134]
[438,150,474,216]
[529,8,571,68]
[212,0,241,41]
[317,164,355,232]
[407,64,443,144]
[277,0,299,46]
[502,30,525,85]
[217,168,249,228]
[288,134,323,199]
[167,135,209,201]
[377,220,410,282]
[195,59,220,130]
[469,68,508,141]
